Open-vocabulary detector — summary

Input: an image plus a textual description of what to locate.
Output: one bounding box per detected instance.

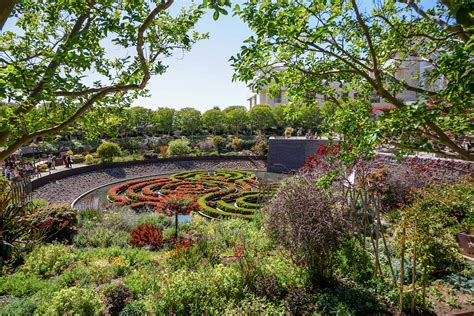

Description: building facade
[247,58,438,111]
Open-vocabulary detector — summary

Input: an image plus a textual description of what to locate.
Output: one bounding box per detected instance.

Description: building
[247,87,289,109]
[247,58,439,111]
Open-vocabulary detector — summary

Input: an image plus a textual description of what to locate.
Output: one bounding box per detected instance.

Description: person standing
[47,155,52,170]
[51,156,56,170]
[67,155,72,168]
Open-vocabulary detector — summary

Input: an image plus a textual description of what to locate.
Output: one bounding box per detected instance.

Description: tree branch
[0,0,174,162]
[399,0,470,44]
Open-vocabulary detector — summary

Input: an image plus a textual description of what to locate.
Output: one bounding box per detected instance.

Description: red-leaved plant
[129,224,164,250]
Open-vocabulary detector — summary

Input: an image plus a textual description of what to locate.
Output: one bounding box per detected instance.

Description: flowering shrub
[129,224,164,250]
[22,244,76,277]
[157,194,199,216]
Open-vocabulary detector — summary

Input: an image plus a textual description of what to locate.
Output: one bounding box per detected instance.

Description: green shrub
[223,295,286,315]
[101,208,138,231]
[97,141,122,162]
[0,298,36,316]
[336,237,375,285]
[152,265,245,314]
[71,154,85,163]
[78,209,102,226]
[22,244,76,278]
[84,154,95,164]
[167,138,191,156]
[0,272,50,297]
[212,136,226,154]
[73,226,130,248]
[133,213,172,229]
[119,300,148,316]
[34,287,105,316]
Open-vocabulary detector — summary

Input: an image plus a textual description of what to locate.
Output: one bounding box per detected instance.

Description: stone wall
[371,153,473,182]
[267,138,473,181]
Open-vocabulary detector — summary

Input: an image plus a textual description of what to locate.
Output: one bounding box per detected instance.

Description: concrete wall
[267,138,328,173]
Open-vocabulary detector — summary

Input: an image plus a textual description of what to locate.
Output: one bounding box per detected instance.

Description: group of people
[62,154,73,168]
[47,154,57,170]
[2,157,36,180]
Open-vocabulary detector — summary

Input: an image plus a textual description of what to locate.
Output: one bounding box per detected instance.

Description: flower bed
[107,170,279,219]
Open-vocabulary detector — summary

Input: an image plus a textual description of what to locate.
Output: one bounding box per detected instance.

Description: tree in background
[153,107,176,136]
[223,106,249,135]
[202,108,225,135]
[176,108,201,138]
[298,105,324,135]
[248,104,276,133]
[76,106,127,139]
[128,107,154,136]
[232,0,473,161]
[0,0,230,162]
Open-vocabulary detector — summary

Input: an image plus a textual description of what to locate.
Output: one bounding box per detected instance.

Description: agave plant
[0,177,28,268]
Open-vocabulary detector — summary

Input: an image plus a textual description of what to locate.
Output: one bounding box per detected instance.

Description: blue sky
[3,0,439,112]
[134,0,253,112]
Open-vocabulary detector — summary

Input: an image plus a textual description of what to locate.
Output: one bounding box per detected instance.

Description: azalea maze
[107,170,278,219]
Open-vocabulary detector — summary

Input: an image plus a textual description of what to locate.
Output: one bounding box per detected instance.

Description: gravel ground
[32,159,267,204]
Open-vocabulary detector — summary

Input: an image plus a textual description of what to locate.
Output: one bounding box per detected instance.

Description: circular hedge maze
[107,170,278,219]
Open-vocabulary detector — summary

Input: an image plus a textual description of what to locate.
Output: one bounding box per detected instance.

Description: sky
[3,0,439,112]
[133,0,254,112]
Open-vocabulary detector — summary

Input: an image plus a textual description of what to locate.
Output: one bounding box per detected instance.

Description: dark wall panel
[267,139,327,173]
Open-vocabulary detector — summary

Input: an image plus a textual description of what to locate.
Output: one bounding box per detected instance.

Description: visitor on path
[47,155,52,169]
[67,155,72,168]
[51,156,56,170]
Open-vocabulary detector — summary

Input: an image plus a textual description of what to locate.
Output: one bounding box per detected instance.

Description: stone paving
[32,159,267,204]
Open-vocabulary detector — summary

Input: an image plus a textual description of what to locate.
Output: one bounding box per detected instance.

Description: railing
[9,176,32,206]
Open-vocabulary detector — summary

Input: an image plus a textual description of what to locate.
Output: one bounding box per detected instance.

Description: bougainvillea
[107,170,278,219]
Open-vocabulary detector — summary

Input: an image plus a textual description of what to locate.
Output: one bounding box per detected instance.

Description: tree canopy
[223,105,249,135]
[202,108,225,135]
[153,107,176,135]
[176,107,202,137]
[0,0,229,161]
[249,104,276,132]
[232,0,473,161]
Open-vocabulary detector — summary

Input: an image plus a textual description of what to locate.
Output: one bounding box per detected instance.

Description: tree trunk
[0,0,16,29]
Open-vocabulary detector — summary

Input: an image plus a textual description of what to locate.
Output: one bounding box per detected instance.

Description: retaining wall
[31,156,266,190]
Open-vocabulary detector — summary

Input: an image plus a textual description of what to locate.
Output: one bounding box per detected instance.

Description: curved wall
[32,155,266,190]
